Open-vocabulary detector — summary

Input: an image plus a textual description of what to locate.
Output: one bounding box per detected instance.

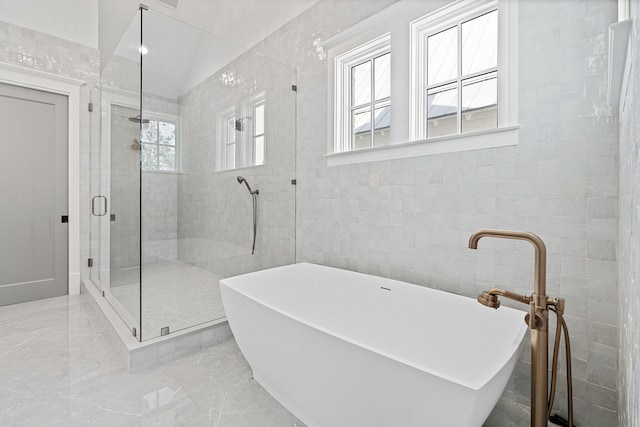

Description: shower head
[128,115,150,124]
[237,176,258,195]
[235,116,251,132]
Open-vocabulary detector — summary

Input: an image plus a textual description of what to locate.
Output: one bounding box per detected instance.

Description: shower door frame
[99,89,143,335]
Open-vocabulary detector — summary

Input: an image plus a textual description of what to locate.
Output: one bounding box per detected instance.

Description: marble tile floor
[110,261,227,340]
[0,294,304,426]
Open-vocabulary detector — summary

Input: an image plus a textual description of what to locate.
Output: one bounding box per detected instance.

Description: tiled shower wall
[176,51,296,278]
[253,0,620,425]
[0,20,99,282]
[102,55,180,273]
[618,0,640,424]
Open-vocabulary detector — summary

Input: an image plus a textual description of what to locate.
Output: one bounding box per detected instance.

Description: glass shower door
[97,9,143,339]
[139,8,297,340]
[89,85,102,289]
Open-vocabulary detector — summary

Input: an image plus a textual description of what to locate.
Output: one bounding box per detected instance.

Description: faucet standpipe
[468,229,555,427]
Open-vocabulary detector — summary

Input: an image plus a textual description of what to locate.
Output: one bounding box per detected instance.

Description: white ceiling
[102,0,320,99]
[154,0,321,50]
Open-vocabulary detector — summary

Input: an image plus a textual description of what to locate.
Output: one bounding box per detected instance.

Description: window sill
[142,170,181,175]
[326,125,519,166]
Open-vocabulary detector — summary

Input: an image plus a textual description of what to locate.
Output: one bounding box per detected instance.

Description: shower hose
[548,304,574,427]
[251,192,257,255]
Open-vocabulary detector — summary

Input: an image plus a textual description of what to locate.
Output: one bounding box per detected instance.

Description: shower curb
[82,280,232,372]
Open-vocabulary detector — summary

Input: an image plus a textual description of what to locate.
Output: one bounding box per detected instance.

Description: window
[333,34,391,152]
[140,116,179,172]
[216,92,266,171]
[248,94,265,166]
[413,2,500,140]
[324,0,517,166]
[217,107,236,171]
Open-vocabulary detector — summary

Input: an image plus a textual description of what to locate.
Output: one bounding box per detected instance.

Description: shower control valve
[525,302,544,330]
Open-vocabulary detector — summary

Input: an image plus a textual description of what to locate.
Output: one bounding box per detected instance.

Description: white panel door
[0,82,68,306]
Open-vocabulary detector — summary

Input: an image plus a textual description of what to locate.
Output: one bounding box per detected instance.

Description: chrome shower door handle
[91,196,107,216]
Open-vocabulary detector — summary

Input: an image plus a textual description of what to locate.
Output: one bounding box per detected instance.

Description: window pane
[374,53,390,101]
[158,121,176,145]
[227,143,235,169]
[141,120,157,143]
[227,118,236,143]
[427,83,458,137]
[158,145,176,171]
[351,61,371,106]
[462,10,498,76]
[351,106,371,150]
[373,102,391,147]
[427,26,457,85]
[255,104,265,135]
[254,136,264,165]
[461,71,497,133]
[141,143,157,170]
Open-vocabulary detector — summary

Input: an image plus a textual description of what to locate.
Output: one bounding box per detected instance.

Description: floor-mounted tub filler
[221,263,528,427]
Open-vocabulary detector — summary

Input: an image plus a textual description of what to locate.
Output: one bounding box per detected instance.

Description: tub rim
[220,262,528,391]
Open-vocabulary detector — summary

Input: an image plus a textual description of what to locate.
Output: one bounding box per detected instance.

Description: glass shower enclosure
[88,6,296,341]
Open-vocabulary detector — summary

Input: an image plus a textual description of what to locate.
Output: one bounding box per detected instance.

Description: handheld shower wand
[237,176,259,195]
[237,176,259,254]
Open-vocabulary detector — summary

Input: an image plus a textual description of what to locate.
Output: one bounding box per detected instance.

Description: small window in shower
[216,92,266,171]
[217,106,237,171]
[249,95,266,166]
[140,115,179,172]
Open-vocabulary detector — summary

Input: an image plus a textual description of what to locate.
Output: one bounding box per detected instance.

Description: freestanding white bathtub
[220,263,527,427]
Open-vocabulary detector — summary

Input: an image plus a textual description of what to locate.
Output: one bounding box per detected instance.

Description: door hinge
[88,258,93,268]
[291,84,297,92]
[61,215,69,223]
[291,179,297,185]
[88,102,93,112]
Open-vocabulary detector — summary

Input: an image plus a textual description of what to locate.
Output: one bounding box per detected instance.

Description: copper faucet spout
[468,229,547,299]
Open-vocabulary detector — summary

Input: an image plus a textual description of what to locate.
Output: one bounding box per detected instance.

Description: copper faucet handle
[525,302,544,329]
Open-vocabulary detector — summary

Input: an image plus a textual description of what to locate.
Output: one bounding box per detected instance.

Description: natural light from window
[141,118,178,171]
[351,52,391,149]
[426,10,498,138]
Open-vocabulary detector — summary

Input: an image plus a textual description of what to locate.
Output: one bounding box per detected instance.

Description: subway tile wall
[176,50,297,278]
[252,0,620,425]
[618,0,640,424]
[101,55,181,272]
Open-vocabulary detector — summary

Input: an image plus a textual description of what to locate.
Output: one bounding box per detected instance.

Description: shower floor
[110,261,226,340]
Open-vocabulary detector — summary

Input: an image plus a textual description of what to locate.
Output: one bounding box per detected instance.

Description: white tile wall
[253,0,620,425]
[176,50,297,278]
[618,0,640,424]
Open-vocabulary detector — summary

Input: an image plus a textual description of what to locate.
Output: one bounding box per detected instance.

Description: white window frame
[334,34,391,153]
[323,0,519,167]
[215,92,266,172]
[242,91,266,167]
[410,0,515,140]
[216,106,236,171]
[140,113,181,173]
